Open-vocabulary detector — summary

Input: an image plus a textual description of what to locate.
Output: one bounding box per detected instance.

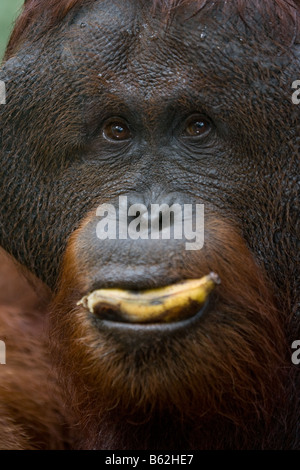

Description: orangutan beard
[49,218,291,450]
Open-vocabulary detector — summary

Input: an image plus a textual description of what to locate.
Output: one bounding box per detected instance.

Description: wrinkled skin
[0,0,299,450]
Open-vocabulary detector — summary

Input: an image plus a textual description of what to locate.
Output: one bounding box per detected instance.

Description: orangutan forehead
[56,0,286,94]
[63,0,220,63]
[64,0,292,42]
[5,0,299,61]
[60,0,253,69]
[57,3,240,102]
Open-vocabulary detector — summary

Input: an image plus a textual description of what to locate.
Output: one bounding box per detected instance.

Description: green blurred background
[0,0,24,61]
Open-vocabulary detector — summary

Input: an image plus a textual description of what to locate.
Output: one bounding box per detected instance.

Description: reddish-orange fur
[0,213,295,449]
[0,298,72,449]
[49,217,292,449]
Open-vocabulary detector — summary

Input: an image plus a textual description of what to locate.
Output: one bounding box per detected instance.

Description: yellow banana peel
[78,272,220,324]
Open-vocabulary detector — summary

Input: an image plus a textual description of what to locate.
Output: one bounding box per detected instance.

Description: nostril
[128,210,141,225]
[159,211,163,231]
[157,210,175,231]
[170,210,175,227]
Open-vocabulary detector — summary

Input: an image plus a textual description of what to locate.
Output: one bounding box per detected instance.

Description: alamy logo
[292,340,300,365]
[96,196,204,250]
[0,81,6,105]
[292,80,300,105]
[0,340,6,365]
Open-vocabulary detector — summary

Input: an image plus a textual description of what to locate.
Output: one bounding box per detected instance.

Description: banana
[78,272,220,324]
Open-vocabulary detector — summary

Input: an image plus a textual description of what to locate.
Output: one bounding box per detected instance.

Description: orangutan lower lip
[77,273,220,325]
[98,300,212,335]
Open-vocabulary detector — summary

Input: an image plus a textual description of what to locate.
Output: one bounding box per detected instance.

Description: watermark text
[292,80,300,104]
[0,80,6,105]
[0,340,6,364]
[292,340,300,365]
[96,196,204,250]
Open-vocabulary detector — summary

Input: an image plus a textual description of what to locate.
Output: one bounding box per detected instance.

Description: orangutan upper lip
[77,272,220,325]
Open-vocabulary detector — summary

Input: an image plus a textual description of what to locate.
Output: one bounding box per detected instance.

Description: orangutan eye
[183,115,212,138]
[102,119,132,141]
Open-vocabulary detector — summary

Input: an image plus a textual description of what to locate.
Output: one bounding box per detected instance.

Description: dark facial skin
[0,0,297,297]
[0,0,299,450]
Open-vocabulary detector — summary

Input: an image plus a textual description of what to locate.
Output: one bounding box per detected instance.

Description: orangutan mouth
[77,272,220,325]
